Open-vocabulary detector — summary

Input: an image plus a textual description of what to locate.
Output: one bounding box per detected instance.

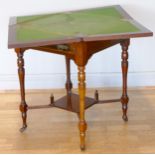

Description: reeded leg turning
[16,49,28,132]
[78,66,87,150]
[120,40,130,122]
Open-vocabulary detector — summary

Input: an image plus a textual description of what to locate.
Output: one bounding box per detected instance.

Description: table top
[8,5,153,48]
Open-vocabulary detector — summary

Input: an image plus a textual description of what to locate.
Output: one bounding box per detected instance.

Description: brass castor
[122,115,128,122]
[80,145,86,151]
[19,124,27,133]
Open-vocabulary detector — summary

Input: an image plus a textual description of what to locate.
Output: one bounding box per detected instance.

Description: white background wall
[0,0,155,90]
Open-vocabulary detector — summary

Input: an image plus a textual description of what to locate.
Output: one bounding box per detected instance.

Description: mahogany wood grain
[27,94,120,111]
[9,5,153,150]
[78,66,87,150]
[120,39,130,122]
[49,93,96,113]
[15,48,28,132]
[65,57,73,94]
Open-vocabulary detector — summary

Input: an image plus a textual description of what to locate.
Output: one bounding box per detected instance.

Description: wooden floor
[0,88,155,153]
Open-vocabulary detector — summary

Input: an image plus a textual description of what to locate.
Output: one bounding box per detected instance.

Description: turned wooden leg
[65,56,72,94]
[120,40,130,122]
[95,90,99,101]
[78,66,87,150]
[16,49,28,132]
[49,94,54,106]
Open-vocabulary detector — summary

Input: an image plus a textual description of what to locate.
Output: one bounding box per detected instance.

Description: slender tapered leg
[65,56,72,94]
[78,66,87,150]
[16,50,28,132]
[120,40,130,122]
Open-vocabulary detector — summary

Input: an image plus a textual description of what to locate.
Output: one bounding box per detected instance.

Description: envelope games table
[8,5,153,150]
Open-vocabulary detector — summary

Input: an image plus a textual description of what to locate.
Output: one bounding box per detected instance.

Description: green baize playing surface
[16,6,140,42]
